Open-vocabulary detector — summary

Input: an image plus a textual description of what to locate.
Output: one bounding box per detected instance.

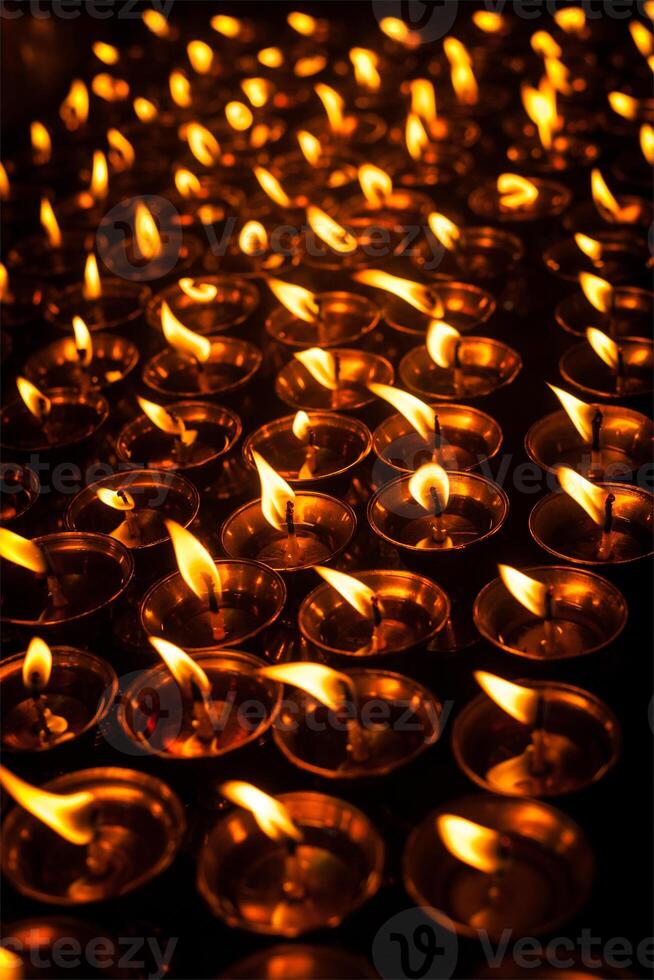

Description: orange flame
[60,80,89,131]
[640,123,654,164]
[497,173,539,210]
[107,128,135,171]
[497,566,548,620]
[437,814,503,873]
[133,96,158,122]
[220,781,303,842]
[0,767,95,846]
[608,91,638,121]
[0,162,8,201]
[531,30,561,59]
[142,8,171,38]
[368,382,433,440]
[210,14,241,37]
[443,37,478,105]
[554,6,586,33]
[91,74,129,102]
[239,220,268,255]
[314,565,376,620]
[92,41,119,65]
[586,327,620,370]
[0,945,22,980]
[405,112,430,160]
[630,20,654,57]
[0,261,9,302]
[591,168,641,223]
[379,16,414,44]
[17,377,51,422]
[96,487,135,511]
[579,272,612,313]
[350,47,381,90]
[547,383,596,443]
[295,55,327,78]
[186,123,220,166]
[187,40,213,74]
[428,213,460,251]
[258,47,284,68]
[161,302,211,362]
[353,270,443,316]
[83,254,101,300]
[409,462,450,511]
[292,410,312,442]
[89,150,109,200]
[474,669,540,725]
[225,101,253,131]
[522,79,559,150]
[297,130,322,166]
[241,77,270,108]
[170,71,191,109]
[134,202,161,260]
[0,528,47,574]
[22,636,52,692]
[314,83,348,136]
[358,163,392,208]
[294,348,338,389]
[307,205,357,253]
[30,121,51,165]
[137,396,197,445]
[410,79,437,124]
[544,56,572,96]
[72,316,93,367]
[426,321,460,369]
[574,233,602,263]
[252,451,296,530]
[174,168,201,198]
[556,466,610,525]
[165,520,221,604]
[288,11,318,35]
[149,636,212,699]
[472,10,505,32]
[259,662,351,711]
[268,279,319,323]
[253,166,291,208]
[178,278,217,302]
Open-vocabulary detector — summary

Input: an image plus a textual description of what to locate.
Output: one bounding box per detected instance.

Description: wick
[452,340,463,396]
[189,676,217,745]
[430,485,447,544]
[432,412,442,465]
[590,407,603,477]
[529,694,549,778]
[341,680,369,763]
[38,548,68,610]
[598,492,616,560]
[542,587,556,655]
[37,397,55,445]
[30,674,52,742]
[204,574,226,641]
[615,345,625,395]
[331,352,341,410]
[370,593,383,652]
[284,499,299,564]
[117,489,141,544]
[282,836,306,902]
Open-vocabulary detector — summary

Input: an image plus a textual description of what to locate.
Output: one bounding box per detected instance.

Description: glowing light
[107,129,134,171]
[608,91,638,121]
[89,150,108,200]
[314,566,376,620]
[133,96,158,122]
[497,173,539,210]
[314,83,348,135]
[268,279,319,323]
[579,272,612,313]
[210,14,241,37]
[521,79,559,150]
[547,383,596,443]
[292,410,312,442]
[287,11,318,36]
[591,168,641,223]
[358,163,392,207]
[253,166,291,207]
[0,162,9,200]
[496,567,548,620]
[72,316,92,367]
[368,383,433,440]
[294,348,338,389]
[137,396,196,445]
[150,636,212,701]
[187,40,213,74]
[586,327,620,370]
[60,80,89,131]
[353,269,443,316]
[531,30,561,59]
[142,9,171,38]
[630,20,654,57]
[350,47,381,90]
[96,488,135,511]
[178,278,217,302]
[252,451,296,531]
[22,636,53,691]
[258,47,284,68]
[640,123,654,164]
[472,10,505,32]
[16,377,51,424]
[405,113,429,160]
[553,7,586,33]
[164,520,221,604]
[161,302,211,362]
[426,321,461,369]
[0,527,47,574]
[437,814,503,873]
[0,767,95,845]
[410,79,437,123]
[239,220,268,255]
[169,71,191,108]
[428,213,460,251]
[91,74,129,102]
[241,77,270,108]
[92,41,119,65]
[409,462,449,512]
[574,233,602,263]
[220,781,303,842]
[259,662,350,711]
[443,37,478,105]
[134,201,161,260]
[307,205,357,254]
[30,121,51,165]
[174,168,201,198]
[186,123,220,166]
[379,16,412,43]
[556,466,611,525]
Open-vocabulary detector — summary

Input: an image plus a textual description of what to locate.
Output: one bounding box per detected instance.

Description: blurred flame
[22,636,52,692]
[409,462,450,511]
[574,233,602,263]
[186,123,220,166]
[556,466,610,525]
[268,279,319,322]
[137,396,196,444]
[239,220,268,255]
[60,80,89,131]
[630,20,654,56]
[297,130,322,166]
[210,14,241,37]
[142,8,171,37]
[161,301,211,362]
[170,71,191,108]
[640,123,654,163]
[294,348,338,389]
[17,376,51,422]
[0,528,47,574]
[134,202,161,260]
[258,47,284,68]
[178,278,217,301]
[579,271,612,313]
[174,168,201,198]
[252,451,296,531]
[531,30,561,59]
[0,162,8,200]
[220,780,303,842]
[89,150,108,200]
[353,270,443,316]
[253,166,291,207]
[437,814,503,873]
[187,40,213,74]
[0,945,22,980]
[249,122,271,150]
[410,79,436,123]
[497,566,548,620]
[0,261,9,301]
[314,565,376,620]
[292,410,312,442]
[226,101,254,131]
[107,128,135,171]
[379,16,413,43]
[259,662,350,711]
[133,96,158,122]
[314,83,347,135]
[350,47,381,90]
[554,6,586,33]
[165,520,221,604]
[608,91,638,121]
[241,77,270,108]
[586,327,620,370]
[473,10,505,32]
[307,205,357,253]
[91,74,129,102]
[369,382,433,440]
[149,636,212,699]
[0,767,95,846]
[83,254,101,300]
[405,112,429,160]
[92,41,119,65]
[30,121,51,164]
[96,487,135,511]
[288,11,317,35]
[359,163,392,207]
[522,79,559,150]
[497,173,539,209]
[547,383,596,443]
[428,212,460,251]
[443,37,478,105]
[591,168,640,222]
[544,56,572,96]
[475,669,540,725]
[72,316,93,367]
[294,55,327,78]
[426,321,460,369]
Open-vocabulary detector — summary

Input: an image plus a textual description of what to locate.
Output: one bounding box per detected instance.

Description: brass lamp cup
[142,336,263,400]
[382,282,496,338]
[275,348,394,412]
[242,412,372,489]
[140,559,287,652]
[8,230,95,286]
[1,532,134,634]
[1,647,118,754]
[399,340,522,401]
[1,767,185,905]
[197,790,385,936]
[221,494,357,573]
[24,333,139,392]
[562,199,653,235]
[203,219,300,279]
[1,388,109,455]
[222,944,378,980]
[403,794,594,940]
[555,288,653,340]
[413,227,525,282]
[298,570,450,658]
[1,918,136,980]
[273,667,443,778]
[525,408,654,481]
[44,279,152,334]
[468,178,573,223]
[473,566,628,661]
[0,463,40,528]
[529,484,654,566]
[265,292,380,350]
[559,338,654,399]
[145,276,260,335]
[117,650,282,759]
[543,234,651,286]
[453,680,621,797]
[372,405,503,476]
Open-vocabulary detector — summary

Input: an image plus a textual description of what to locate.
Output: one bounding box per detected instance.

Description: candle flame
[220,781,303,842]
[169,71,191,109]
[443,37,478,105]
[297,130,322,166]
[225,101,253,131]
[350,47,381,90]
[133,96,158,122]
[92,41,119,65]
[268,279,319,323]
[554,6,586,33]
[497,566,548,620]
[0,945,22,980]
[161,301,211,362]
[544,56,572,96]
[294,348,338,389]
[17,376,51,422]
[91,74,129,102]
[547,383,596,443]
[0,767,95,846]
[556,466,610,526]
[40,197,61,248]
[426,321,461,369]
[474,670,540,725]
[134,201,161,260]
[608,90,639,121]
[0,162,8,200]
[210,14,241,37]
[521,79,559,150]
[531,30,561,59]
[368,382,433,440]
[630,20,654,57]
[187,40,213,74]
[409,462,450,511]
[294,55,327,78]
[253,166,291,208]
[72,316,93,367]
[174,168,201,198]
[358,163,392,208]
[410,79,436,124]
[314,83,347,136]
[186,123,220,166]
[0,261,9,301]
[586,327,620,370]
[137,396,197,445]
[241,77,270,108]
[258,46,284,68]
[252,451,296,531]
[60,80,89,131]
[0,528,47,574]
[149,636,211,699]
[405,112,430,160]
[640,123,654,164]
[79,255,101,303]
[314,565,376,620]
[142,8,171,37]
[379,16,413,43]
[165,520,222,604]
[353,270,443,316]
[259,662,350,711]
[437,814,503,873]
[288,11,317,35]
[238,220,268,256]
[107,128,135,171]
[497,173,539,210]
[428,213,460,251]
[96,487,135,511]
[249,123,272,151]
[178,278,217,302]
[89,150,109,200]
[22,636,53,692]
[307,206,357,254]
[30,121,51,164]
[574,233,602,263]
[591,168,641,223]
[473,10,505,32]
[292,410,312,442]
[579,272,612,313]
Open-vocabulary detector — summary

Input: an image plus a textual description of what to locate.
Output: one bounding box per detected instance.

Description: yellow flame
[161,301,211,362]
[133,96,158,122]
[107,128,135,171]
[187,40,213,74]
[640,123,654,164]
[405,113,430,160]
[249,122,271,150]
[78,256,100,305]
[241,77,270,108]
[426,321,460,369]
[368,382,433,440]
[17,377,51,422]
[268,279,319,322]
[410,79,436,123]
[473,10,505,32]
[428,213,460,251]
[579,272,612,313]
[288,11,317,35]
[314,565,376,620]
[547,383,596,443]
[294,348,338,389]
[174,168,201,198]
[178,278,217,302]
[259,662,351,711]
[554,6,586,33]
[22,636,52,692]
[591,168,640,223]
[544,56,572,95]
[134,201,161,260]
[586,327,620,370]
[96,487,135,511]
[210,14,241,37]
[497,566,548,620]
[91,74,129,102]
[220,781,303,842]
[531,30,561,59]
[314,83,347,135]
[137,396,196,444]
[353,270,443,316]
[409,462,450,511]
[149,636,212,700]
[142,8,171,37]
[646,0,654,21]
[437,814,503,873]
[497,173,539,210]
[608,91,638,121]
[239,220,268,255]
[474,669,540,725]
[186,123,220,166]
[379,16,412,43]
[556,466,610,525]
[295,55,327,77]
[522,80,559,150]
[350,47,380,90]
[307,205,357,254]
[443,37,478,105]
[72,316,92,367]
[574,233,602,263]
[630,20,654,56]
[0,767,95,846]
[252,451,296,531]
[292,410,312,442]
[60,80,89,131]
[258,45,284,67]
[89,150,108,200]
[297,130,322,167]
[0,261,9,301]
[0,945,22,980]
[358,163,392,208]
[253,166,291,208]
[30,121,51,164]
[225,101,253,131]
[164,520,221,604]
[92,41,119,65]
[0,528,47,574]
[170,71,191,109]
[0,162,8,201]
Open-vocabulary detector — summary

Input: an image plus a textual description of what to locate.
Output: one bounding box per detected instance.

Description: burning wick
[137,396,198,465]
[368,383,445,464]
[16,376,55,445]
[585,326,626,394]
[498,564,561,657]
[426,320,463,395]
[252,451,302,566]
[285,499,300,563]
[165,520,226,642]
[0,527,68,611]
[96,487,141,545]
[22,637,69,745]
[408,463,452,548]
[292,411,320,478]
[161,301,212,393]
[314,566,385,655]
[150,637,219,749]
[294,348,341,409]
[437,814,511,923]
[547,384,605,479]
[555,466,616,560]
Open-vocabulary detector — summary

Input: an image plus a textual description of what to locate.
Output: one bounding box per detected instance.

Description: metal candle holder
[399,338,522,401]
[146,276,260,336]
[1,388,108,456]
[24,333,139,392]
[266,292,380,350]
[44,279,151,334]
[382,282,495,339]
[468,177,572,223]
[142,336,263,400]
[275,348,394,412]
[414,226,524,282]
[555,288,652,341]
[559,338,653,399]
[0,463,40,529]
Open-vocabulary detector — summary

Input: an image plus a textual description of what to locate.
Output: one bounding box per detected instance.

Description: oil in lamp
[416,212,524,283]
[559,325,653,400]
[275,345,395,413]
[265,278,380,350]
[0,464,39,532]
[197,781,384,935]
[117,640,280,759]
[0,765,185,903]
[563,167,653,234]
[98,198,201,283]
[141,301,263,400]
[1,377,108,457]
[404,796,593,938]
[140,520,286,651]
[474,563,628,661]
[146,275,260,336]
[221,453,356,572]
[203,218,300,279]
[529,466,654,565]
[525,383,653,480]
[544,230,651,287]
[297,566,450,657]
[306,81,386,148]
[468,172,572,224]
[369,383,503,475]
[1,638,117,754]
[555,271,652,342]
[399,320,522,401]
[8,196,91,286]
